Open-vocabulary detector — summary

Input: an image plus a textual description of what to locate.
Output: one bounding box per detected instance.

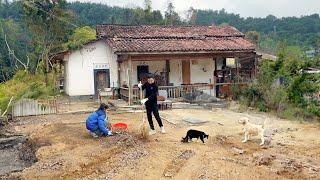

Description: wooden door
[182,60,191,84]
[94,70,110,95]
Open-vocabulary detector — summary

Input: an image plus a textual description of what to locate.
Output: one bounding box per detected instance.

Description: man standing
[138,74,166,135]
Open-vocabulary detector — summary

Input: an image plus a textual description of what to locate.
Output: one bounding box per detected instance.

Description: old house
[53,25,258,104]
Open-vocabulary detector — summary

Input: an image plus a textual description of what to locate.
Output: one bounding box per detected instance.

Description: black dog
[181,129,209,143]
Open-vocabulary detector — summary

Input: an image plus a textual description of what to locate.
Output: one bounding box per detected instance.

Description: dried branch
[26,54,30,67]
[1,96,14,117]
[4,34,28,70]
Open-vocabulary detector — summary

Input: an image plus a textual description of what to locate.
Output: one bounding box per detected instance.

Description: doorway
[137,65,149,81]
[94,69,110,95]
[182,60,191,84]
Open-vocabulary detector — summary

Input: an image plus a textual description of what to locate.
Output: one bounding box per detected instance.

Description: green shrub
[241,82,262,106]
[306,102,320,118]
[263,86,288,111]
[0,70,56,112]
[230,84,242,100]
[238,46,319,121]
[278,104,318,121]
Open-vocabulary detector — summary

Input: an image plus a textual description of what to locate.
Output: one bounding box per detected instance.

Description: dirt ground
[6,107,320,180]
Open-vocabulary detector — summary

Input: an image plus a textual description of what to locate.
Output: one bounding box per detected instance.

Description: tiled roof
[97,25,255,53]
[106,37,254,53]
[97,24,244,39]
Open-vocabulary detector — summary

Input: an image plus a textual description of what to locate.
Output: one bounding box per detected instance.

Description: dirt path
[7,108,320,179]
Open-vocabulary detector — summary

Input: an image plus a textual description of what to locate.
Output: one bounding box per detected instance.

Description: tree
[246,31,260,46]
[186,7,197,25]
[143,0,153,24]
[144,0,151,14]
[132,7,145,25]
[22,0,72,85]
[164,2,181,25]
[151,10,163,25]
[63,26,95,50]
[0,19,29,70]
[0,16,31,82]
[315,37,320,55]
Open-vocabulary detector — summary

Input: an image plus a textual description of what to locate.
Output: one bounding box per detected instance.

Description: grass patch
[0,71,55,112]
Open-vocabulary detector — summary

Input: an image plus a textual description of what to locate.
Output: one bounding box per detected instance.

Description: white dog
[238,117,267,146]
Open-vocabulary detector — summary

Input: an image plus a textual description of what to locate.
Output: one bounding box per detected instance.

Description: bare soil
[4,108,320,180]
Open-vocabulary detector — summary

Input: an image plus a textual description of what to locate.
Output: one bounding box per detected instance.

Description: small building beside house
[53,25,258,103]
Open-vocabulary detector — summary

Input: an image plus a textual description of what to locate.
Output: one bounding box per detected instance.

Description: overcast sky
[67,0,320,18]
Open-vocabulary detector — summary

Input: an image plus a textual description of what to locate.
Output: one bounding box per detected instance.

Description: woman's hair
[97,103,108,112]
[147,73,155,79]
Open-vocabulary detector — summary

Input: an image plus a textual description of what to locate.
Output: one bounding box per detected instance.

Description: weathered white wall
[64,59,70,95]
[119,60,182,87]
[64,40,118,96]
[190,58,215,84]
[169,60,182,86]
[119,60,128,86]
[131,61,166,85]
[120,59,215,87]
[190,59,215,96]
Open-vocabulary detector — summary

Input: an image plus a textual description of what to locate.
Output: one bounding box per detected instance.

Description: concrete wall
[120,59,215,87]
[119,60,183,86]
[64,60,70,95]
[190,58,215,84]
[169,60,182,86]
[63,40,118,96]
[131,61,166,85]
[119,60,128,86]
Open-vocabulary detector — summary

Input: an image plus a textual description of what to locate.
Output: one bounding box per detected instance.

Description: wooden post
[117,61,121,88]
[165,60,170,85]
[128,56,133,106]
[254,55,258,77]
[236,58,240,83]
[45,54,49,87]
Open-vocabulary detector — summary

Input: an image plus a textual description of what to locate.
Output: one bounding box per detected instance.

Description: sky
[67,0,320,18]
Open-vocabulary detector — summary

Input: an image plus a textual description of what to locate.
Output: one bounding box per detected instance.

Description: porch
[117,52,258,105]
[119,84,214,103]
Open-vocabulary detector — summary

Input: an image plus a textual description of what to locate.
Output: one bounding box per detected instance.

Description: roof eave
[114,50,256,55]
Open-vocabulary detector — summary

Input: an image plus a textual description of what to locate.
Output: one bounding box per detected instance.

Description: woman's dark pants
[146,103,163,130]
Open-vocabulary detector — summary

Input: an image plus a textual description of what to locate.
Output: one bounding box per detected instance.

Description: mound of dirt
[252,153,276,166]
[103,132,143,148]
[211,135,234,146]
[17,139,41,164]
[276,159,303,175]
[101,133,148,179]
[103,148,148,180]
